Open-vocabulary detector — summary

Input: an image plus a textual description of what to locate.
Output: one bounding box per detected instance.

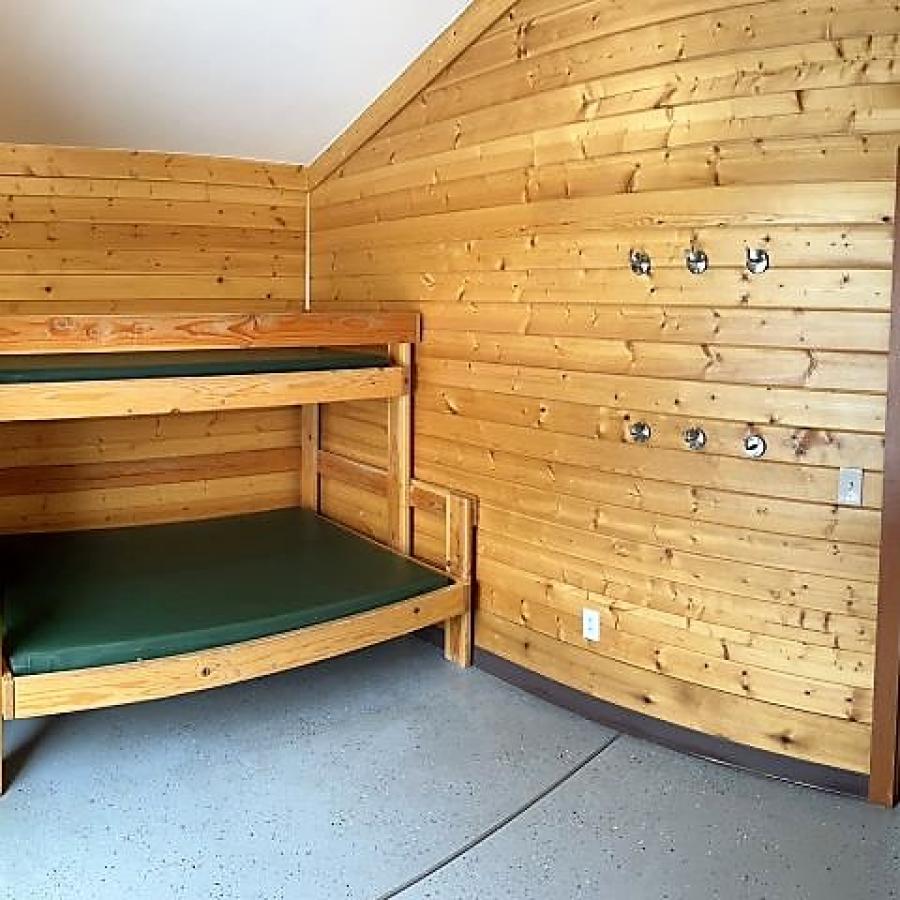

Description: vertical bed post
[0,650,10,795]
[300,405,320,512]
[444,494,475,667]
[387,342,412,554]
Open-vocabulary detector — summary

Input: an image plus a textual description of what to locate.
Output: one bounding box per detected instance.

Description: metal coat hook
[685,246,709,275]
[629,248,652,276]
[629,421,652,443]
[746,247,770,274]
[743,433,767,459]
[683,426,708,451]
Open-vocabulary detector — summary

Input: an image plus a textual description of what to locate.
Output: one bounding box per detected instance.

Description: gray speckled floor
[0,638,610,900]
[403,737,900,900]
[1,638,897,900]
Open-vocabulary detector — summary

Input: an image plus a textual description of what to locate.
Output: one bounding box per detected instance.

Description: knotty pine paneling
[311,0,900,773]
[0,144,306,530]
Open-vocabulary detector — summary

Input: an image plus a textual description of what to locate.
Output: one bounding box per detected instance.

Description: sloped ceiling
[0,0,470,164]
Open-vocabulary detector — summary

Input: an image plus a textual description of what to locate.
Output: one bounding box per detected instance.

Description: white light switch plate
[582,608,601,642]
[838,467,864,506]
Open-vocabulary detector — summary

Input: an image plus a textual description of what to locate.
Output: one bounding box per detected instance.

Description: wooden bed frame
[0,311,475,794]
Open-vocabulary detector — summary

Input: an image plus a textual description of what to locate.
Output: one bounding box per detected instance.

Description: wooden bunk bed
[0,312,475,794]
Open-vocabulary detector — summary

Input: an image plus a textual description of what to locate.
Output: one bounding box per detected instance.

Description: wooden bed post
[385,336,473,667]
[300,405,320,512]
[443,494,475,667]
[387,342,413,555]
[0,650,10,796]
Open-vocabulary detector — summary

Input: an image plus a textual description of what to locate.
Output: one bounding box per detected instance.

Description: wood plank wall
[0,143,307,531]
[311,0,900,773]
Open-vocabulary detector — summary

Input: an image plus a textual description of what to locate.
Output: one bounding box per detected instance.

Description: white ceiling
[0,0,470,164]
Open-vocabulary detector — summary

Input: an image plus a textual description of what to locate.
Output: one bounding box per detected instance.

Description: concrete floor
[0,639,897,900]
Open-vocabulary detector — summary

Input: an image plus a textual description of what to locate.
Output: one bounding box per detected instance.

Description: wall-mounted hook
[683,426,708,451]
[746,247,770,275]
[629,421,652,443]
[685,247,709,275]
[629,248,652,276]
[743,433,767,459]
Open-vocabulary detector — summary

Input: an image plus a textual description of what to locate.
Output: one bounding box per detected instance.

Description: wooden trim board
[0,367,404,421]
[869,154,900,807]
[0,142,307,189]
[9,585,466,719]
[0,312,420,353]
[305,0,519,188]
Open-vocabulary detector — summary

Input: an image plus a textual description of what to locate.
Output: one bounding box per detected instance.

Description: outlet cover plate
[582,608,601,642]
[838,467,864,506]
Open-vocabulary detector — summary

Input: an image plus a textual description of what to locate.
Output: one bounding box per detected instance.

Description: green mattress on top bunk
[0,347,389,383]
[0,508,450,676]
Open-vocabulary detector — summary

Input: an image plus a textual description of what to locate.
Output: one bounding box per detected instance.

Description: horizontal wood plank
[0,143,306,189]
[0,312,419,353]
[477,611,872,772]
[0,368,404,421]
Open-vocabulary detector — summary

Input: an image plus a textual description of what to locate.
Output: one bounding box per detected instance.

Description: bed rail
[314,451,475,667]
[0,312,420,354]
[0,312,420,422]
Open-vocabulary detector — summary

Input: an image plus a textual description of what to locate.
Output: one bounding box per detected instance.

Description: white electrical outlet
[838,467,864,507]
[582,608,601,642]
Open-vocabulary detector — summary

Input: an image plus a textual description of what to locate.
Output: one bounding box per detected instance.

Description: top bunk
[0,311,418,421]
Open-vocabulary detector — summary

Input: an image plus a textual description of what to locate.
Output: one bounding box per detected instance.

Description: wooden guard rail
[0,312,420,353]
[316,450,476,666]
[0,312,421,422]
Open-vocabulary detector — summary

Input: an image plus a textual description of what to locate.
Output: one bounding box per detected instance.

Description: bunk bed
[0,312,475,794]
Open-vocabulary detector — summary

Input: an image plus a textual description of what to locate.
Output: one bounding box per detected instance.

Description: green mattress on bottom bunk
[0,347,389,383]
[0,508,450,676]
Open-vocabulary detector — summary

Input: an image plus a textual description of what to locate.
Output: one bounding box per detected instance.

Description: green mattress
[0,508,450,676]
[0,347,389,384]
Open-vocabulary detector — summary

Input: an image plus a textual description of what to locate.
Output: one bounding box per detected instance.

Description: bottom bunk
[0,503,472,791]
[4,508,450,677]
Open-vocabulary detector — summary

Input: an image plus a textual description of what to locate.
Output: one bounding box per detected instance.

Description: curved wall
[312,0,900,775]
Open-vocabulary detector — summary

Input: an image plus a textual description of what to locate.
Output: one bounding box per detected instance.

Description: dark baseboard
[417,626,868,799]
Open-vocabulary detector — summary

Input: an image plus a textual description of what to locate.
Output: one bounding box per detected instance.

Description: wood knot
[49,316,76,334]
